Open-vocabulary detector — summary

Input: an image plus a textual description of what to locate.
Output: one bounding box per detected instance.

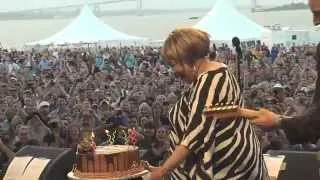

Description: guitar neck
[239,108,260,119]
[205,107,260,119]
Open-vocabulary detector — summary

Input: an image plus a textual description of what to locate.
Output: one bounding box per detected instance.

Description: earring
[193,65,197,78]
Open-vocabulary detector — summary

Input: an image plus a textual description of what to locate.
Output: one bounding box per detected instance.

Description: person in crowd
[39,55,50,72]
[142,126,169,166]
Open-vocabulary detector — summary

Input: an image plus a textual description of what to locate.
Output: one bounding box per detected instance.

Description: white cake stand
[67,170,149,180]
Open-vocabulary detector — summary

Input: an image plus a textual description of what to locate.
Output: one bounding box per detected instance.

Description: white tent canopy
[27,5,145,45]
[194,0,272,42]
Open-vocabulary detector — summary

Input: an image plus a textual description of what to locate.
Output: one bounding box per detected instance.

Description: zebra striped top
[167,67,269,180]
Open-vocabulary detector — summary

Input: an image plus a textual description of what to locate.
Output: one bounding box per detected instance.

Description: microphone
[232,37,242,59]
[232,37,242,92]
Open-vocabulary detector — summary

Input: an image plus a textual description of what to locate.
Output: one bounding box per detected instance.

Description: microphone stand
[232,37,243,93]
[235,45,245,106]
[236,51,242,92]
[237,51,243,93]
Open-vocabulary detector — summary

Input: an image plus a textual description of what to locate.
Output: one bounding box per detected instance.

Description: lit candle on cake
[105,129,112,145]
[90,131,96,151]
[72,145,80,172]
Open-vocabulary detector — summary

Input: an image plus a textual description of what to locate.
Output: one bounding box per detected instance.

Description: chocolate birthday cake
[71,129,146,179]
[73,145,145,179]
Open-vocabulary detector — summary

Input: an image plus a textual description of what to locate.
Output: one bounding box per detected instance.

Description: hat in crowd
[23,90,32,94]
[109,82,116,88]
[272,84,285,89]
[38,101,50,109]
[300,87,313,93]
[120,74,130,80]
[10,77,17,81]
[139,102,152,113]
[100,100,110,106]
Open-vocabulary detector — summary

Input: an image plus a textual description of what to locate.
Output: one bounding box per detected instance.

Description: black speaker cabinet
[267,150,320,180]
[4,146,74,180]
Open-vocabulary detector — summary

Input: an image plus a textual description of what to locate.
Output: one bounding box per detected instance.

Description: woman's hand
[148,166,166,180]
[142,161,165,180]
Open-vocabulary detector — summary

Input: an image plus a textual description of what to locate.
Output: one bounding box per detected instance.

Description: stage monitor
[267,150,319,180]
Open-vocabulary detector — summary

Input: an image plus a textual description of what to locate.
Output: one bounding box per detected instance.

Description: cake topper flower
[91,131,95,139]
[128,128,138,146]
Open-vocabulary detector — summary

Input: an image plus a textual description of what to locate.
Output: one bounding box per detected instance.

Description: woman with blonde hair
[148,28,268,180]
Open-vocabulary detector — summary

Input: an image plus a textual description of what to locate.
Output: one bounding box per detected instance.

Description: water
[0,9,313,48]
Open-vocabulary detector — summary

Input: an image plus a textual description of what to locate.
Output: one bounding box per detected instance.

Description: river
[0,9,313,48]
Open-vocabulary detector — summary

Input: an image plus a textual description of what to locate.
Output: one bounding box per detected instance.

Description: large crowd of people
[0,42,319,175]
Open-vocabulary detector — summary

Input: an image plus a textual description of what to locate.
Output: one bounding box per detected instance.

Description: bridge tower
[94,5,101,15]
[251,0,257,12]
[137,0,143,16]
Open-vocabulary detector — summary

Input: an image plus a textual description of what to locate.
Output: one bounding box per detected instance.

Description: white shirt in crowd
[8,62,20,73]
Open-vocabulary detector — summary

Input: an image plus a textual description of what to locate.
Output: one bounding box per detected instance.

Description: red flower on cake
[128,128,138,146]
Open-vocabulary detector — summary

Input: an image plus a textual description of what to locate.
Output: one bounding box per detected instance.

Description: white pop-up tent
[27,5,145,45]
[194,0,272,42]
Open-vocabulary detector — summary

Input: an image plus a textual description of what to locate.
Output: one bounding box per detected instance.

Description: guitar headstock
[204,103,239,114]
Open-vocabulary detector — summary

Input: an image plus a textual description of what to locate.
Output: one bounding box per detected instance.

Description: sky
[0,0,308,12]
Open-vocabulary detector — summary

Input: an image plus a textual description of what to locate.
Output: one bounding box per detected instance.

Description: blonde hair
[162,28,210,65]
